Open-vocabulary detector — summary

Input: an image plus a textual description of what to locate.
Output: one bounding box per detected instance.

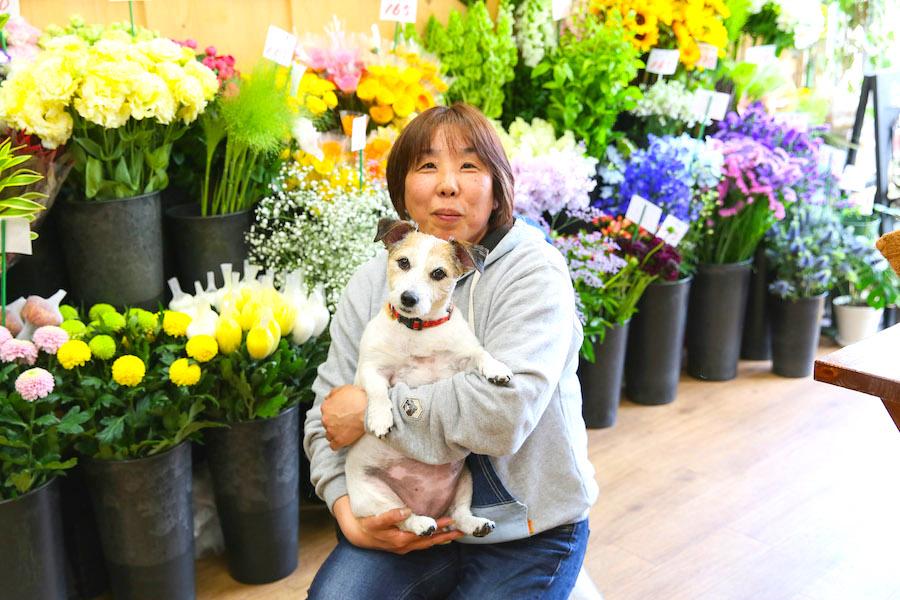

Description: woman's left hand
[322,384,368,450]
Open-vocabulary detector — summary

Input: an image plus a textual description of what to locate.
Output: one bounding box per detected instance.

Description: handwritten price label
[645,48,680,76]
[351,115,369,152]
[692,90,731,121]
[0,218,32,255]
[697,43,719,70]
[625,195,662,232]
[0,0,21,15]
[380,0,417,24]
[552,0,573,21]
[657,215,689,247]
[262,25,297,67]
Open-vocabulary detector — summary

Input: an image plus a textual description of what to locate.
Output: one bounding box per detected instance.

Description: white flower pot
[833,295,884,346]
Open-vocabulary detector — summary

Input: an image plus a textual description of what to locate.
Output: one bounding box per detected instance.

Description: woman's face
[403,128,496,244]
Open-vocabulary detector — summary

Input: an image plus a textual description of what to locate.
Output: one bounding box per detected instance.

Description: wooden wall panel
[21,0,499,69]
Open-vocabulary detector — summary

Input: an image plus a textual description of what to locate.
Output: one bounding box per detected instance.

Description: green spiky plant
[200,61,293,216]
[0,138,46,240]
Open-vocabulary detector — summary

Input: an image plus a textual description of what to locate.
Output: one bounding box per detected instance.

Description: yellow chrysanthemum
[169,358,201,386]
[163,311,192,337]
[185,334,218,363]
[112,355,145,387]
[57,339,92,370]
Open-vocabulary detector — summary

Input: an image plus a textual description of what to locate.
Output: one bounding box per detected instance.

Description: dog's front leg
[447,466,495,537]
[356,365,394,438]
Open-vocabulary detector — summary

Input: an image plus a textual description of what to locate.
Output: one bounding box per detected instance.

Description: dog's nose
[400,291,418,308]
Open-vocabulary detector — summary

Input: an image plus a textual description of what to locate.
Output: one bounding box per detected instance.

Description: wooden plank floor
[196,344,900,599]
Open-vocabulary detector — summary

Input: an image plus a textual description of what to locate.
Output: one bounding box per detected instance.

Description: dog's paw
[400,515,438,537]
[366,407,394,438]
[453,515,495,537]
[481,357,512,386]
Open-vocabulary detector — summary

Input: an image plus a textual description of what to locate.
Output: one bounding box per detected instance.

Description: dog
[344,218,513,538]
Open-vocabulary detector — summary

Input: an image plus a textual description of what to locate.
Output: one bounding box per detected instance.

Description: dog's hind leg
[447,466,495,537]
[347,473,439,537]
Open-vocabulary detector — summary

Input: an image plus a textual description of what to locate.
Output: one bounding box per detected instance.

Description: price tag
[0,218,32,255]
[262,25,297,67]
[625,195,662,232]
[744,45,776,66]
[645,48,680,76]
[0,0,21,16]
[656,215,690,247]
[552,0,573,21]
[697,43,718,70]
[289,62,307,96]
[692,90,731,121]
[379,0,417,24]
[820,144,847,177]
[351,115,368,152]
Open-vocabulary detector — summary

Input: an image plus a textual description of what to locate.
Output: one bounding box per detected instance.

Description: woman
[303,103,598,598]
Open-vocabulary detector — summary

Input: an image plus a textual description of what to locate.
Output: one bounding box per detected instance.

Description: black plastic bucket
[579,321,630,429]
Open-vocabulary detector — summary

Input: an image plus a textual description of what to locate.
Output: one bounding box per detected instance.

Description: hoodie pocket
[458,454,531,544]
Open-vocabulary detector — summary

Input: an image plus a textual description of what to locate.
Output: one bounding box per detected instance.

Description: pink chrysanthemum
[14,367,55,401]
[0,339,38,365]
[32,325,70,355]
[0,326,12,346]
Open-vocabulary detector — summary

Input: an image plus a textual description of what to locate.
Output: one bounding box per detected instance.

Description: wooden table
[815,324,900,430]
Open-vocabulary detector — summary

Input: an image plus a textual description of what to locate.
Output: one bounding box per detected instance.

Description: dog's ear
[375,218,416,247]
[450,240,488,274]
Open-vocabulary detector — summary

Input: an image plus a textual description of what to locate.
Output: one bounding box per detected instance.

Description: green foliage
[531,18,643,158]
[0,138,46,238]
[202,61,293,216]
[723,0,752,49]
[0,364,81,500]
[423,1,518,118]
[696,195,775,264]
[723,61,788,106]
[743,4,795,55]
[205,334,330,423]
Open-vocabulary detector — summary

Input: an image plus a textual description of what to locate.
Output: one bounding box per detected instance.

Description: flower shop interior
[2,0,900,598]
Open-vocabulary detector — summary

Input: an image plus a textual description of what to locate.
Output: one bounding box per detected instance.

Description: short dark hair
[385,103,514,232]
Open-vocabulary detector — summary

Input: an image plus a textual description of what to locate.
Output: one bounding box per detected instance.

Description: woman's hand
[322,385,368,450]
[333,496,464,554]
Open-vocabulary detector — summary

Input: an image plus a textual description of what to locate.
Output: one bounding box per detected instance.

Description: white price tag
[645,48,680,76]
[552,0,573,21]
[820,145,847,177]
[692,90,731,121]
[0,217,32,255]
[625,195,662,232]
[262,25,297,67]
[351,115,368,152]
[379,0,417,24]
[289,62,307,96]
[0,0,21,16]
[697,43,719,70]
[744,45,776,66]
[657,215,690,247]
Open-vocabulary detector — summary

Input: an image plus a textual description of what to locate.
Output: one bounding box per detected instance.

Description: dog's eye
[430,268,447,281]
[397,257,410,270]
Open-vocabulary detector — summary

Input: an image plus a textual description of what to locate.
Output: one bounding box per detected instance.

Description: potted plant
[166,61,292,290]
[0,323,87,600]
[176,272,328,584]
[832,235,899,346]
[0,24,219,307]
[765,203,843,377]
[686,104,803,381]
[595,134,719,406]
[51,305,217,600]
[554,227,658,428]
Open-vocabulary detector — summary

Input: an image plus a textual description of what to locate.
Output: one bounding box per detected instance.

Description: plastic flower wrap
[495,118,598,232]
[248,163,394,310]
[299,18,366,94]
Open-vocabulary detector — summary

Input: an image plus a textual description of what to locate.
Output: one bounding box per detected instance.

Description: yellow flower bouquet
[0,28,219,199]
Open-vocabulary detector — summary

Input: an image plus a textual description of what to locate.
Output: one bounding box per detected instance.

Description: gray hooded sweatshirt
[303,219,599,541]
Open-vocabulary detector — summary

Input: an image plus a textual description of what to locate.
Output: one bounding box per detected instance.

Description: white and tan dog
[345,218,513,537]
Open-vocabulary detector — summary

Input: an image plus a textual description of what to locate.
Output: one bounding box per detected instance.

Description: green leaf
[33,413,60,428]
[97,415,126,446]
[0,435,29,449]
[114,157,133,189]
[9,470,34,494]
[73,135,105,159]
[39,458,78,471]
[255,394,287,419]
[59,407,92,435]
[85,157,104,199]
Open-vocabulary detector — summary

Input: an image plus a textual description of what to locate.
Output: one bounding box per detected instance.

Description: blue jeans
[307,519,589,599]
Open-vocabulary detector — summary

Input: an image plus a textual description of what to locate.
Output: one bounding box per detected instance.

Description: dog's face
[375,219,487,319]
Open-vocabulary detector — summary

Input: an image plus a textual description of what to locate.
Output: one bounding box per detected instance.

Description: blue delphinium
[595,134,723,223]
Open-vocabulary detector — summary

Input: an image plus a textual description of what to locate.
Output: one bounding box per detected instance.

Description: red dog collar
[388,304,453,331]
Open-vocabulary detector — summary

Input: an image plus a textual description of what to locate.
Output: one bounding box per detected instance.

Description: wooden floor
[196,344,900,599]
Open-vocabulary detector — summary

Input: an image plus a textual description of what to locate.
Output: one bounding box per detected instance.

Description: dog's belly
[390,353,469,388]
[366,456,464,518]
